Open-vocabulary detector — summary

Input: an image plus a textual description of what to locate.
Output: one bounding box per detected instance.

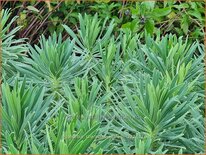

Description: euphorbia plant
[15,33,89,94]
[0,9,28,79]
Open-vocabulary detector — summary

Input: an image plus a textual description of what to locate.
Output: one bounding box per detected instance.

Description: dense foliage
[1,1,205,44]
[1,1,205,154]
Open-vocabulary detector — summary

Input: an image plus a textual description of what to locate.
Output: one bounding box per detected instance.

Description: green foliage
[94,39,124,93]
[132,34,204,83]
[0,9,27,79]
[2,1,204,44]
[1,6,205,154]
[122,1,205,41]
[63,14,115,56]
[63,77,108,119]
[45,111,103,154]
[2,78,63,153]
[15,33,88,93]
[113,74,204,153]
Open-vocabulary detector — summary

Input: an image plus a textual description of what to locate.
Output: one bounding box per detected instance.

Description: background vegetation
[1,0,205,154]
[1,0,205,44]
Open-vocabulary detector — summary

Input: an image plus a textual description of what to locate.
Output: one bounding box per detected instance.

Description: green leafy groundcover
[1,8,205,154]
[1,1,205,44]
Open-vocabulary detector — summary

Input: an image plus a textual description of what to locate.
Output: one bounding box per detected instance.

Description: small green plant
[130,34,204,94]
[45,111,102,154]
[63,77,108,119]
[2,78,63,153]
[0,9,27,79]
[15,33,88,94]
[113,73,204,153]
[63,14,115,57]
